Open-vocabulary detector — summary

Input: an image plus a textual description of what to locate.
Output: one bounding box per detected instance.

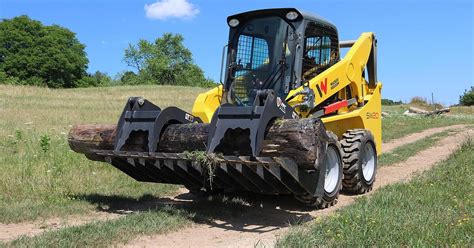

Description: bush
[76,76,98,88]
[381,98,403,105]
[198,78,218,88]
[76,71,112,87]
[409,96,428,106]
[0,71,20,85]
[119,71,139,85]
[118,69,217,88]
[459,86,474,106]
[409,96,443,109]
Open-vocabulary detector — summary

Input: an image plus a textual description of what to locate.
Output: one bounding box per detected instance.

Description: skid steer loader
[72,8,382,208]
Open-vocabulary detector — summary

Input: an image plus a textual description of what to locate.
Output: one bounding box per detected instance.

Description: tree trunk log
[68,118,325,169]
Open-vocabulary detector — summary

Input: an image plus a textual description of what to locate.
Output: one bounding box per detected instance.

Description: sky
[0,0,472,105]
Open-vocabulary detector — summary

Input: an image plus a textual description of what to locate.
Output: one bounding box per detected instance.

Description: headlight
[228,18,239,27]
[286,11,299,21]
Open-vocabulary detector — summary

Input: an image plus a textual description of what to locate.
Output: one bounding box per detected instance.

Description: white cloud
[144,0,199,20]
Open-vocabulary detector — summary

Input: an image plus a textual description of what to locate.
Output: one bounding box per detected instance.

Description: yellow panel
[191,85,222,123]
[322,83,383,154]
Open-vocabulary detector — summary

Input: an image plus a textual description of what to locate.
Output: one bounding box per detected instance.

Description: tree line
[0,15,216,88]
[1,16,471,106]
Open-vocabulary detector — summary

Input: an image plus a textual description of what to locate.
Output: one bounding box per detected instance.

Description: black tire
[340,129,377,194]
[295,131,343,209]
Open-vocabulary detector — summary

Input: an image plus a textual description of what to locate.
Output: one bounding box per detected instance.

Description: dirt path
[381,124,467,153]
[124,128,473,248]
[0,124,469,244]
[0,212,122,243]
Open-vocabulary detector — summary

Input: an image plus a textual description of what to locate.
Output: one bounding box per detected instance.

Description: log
[408,106,429,114]
[68,124,116,154]
[427,107,450,116]
[403,107,451,117]
[68,118,325,169]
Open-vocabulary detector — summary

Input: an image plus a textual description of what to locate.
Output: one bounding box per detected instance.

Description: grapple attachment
[87,91,329,201]
[93,151,326,197]
[114,97,202,152]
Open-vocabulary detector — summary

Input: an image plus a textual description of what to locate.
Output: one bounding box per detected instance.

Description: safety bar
[339,40,357,48]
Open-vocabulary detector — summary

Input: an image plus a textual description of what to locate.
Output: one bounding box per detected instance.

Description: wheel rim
[324,146,340,193]
[362,142,376,181]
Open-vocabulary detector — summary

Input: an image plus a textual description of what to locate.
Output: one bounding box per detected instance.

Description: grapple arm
[114,97,201,152]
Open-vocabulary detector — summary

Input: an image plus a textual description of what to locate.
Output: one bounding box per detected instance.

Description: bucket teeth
[96,150,323,197]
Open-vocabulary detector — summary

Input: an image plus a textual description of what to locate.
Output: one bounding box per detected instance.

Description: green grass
[0,85,207,223]
[382,105,473,142]
[277,139,474,247]
[5,193,259,247]
[6,206,191,248]
[0,85,471,224]
[451,105,474,115]
[378,130,455,166]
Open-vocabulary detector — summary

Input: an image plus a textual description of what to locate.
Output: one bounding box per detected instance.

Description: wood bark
[404,107,451,117]
[68,118,324,169]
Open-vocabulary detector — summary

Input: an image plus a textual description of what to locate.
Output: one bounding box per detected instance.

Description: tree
[0,15,88,88]
[123,40,150,73]
[76,71,112,87]
[459,86,474,106]
[123,33,215,87]
[119,71,138,85]
[381,98,403,105]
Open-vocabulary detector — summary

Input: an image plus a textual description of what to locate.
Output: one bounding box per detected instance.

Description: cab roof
[227,8,337,31]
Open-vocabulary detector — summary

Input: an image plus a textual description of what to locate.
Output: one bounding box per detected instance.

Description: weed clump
[39,134,51,152]
[15,129,23,140]
[183,151,221,189]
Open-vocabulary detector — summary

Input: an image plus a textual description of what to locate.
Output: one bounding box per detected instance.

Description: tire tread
[341,129,377,194]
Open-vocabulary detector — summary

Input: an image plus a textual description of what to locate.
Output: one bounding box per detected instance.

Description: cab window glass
[236,35,269,70]
[302,22,339,80]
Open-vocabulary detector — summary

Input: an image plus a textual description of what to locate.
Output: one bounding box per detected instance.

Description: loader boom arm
[287,32,378,113]
[288,32,382,151]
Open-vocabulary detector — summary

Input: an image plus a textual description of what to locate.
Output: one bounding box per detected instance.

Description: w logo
[316,78,328,97]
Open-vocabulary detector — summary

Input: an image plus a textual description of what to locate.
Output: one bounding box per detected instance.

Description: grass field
[277,139,473,247]
[0,85,207,223]
[381,105,473,141]
[1,85,473,246]
[1,85,472,223]
[7,134,473,248]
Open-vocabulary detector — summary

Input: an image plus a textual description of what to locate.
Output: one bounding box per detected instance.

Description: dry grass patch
[0,85,207,223]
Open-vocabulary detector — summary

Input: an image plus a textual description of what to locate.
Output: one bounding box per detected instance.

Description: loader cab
[301,20,340,81]
[223,8,340,105]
